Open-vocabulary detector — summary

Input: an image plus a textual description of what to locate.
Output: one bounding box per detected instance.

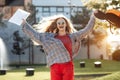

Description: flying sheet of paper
[9,9,30,26]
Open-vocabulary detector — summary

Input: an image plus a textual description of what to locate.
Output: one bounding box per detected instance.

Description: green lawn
[0,72,50,80]
[0,59,120,80]
[92,72,120,80]
[74,59,120,80]
[74,59,120,75]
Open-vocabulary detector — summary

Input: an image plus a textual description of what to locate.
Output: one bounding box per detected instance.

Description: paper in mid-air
[9,9,30,26]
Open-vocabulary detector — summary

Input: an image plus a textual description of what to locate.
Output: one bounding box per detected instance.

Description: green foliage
[71,7,91,28]
[71,13,84,24]
[0,13,3,22]
[0,13,6,28]
[92,3,101,9]
[110,0,120,8]
[84,0,120,11]
[112,49,120,61]
[81,0,120,48]
[24,3,38,24]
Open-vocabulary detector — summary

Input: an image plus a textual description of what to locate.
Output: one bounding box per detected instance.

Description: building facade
[32,0,84,23]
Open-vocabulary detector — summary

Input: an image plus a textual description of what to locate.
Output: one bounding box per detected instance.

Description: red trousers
[50,61,74,80]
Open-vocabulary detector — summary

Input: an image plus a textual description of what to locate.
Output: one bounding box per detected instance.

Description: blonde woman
[22,13,95,80]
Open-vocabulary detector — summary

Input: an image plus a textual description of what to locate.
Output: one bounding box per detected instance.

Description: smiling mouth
[59,26,64,28]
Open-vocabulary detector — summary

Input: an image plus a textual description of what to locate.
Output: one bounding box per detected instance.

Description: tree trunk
[18,55,21,64]
[87,35,90,59]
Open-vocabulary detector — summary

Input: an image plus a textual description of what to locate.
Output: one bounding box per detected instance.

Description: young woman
[22,13,95,80]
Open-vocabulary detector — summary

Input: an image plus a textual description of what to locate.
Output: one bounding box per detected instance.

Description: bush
[112,49,120,61]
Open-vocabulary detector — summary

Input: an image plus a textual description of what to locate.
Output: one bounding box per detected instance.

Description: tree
[24,3,38,25]
[11,30,35,65]
[80,0,113,58]
[112,49,120,61]
[81,0,120,59]
[83,0,120,13]
[69,7,92,58]
[0,12,7,28]
[81,26,107,59]
[24,3,38,64]
[11,30,25,65]
[71,7,91,29]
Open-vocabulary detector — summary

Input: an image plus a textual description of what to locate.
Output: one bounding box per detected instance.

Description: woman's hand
[91,11,95,18]
[21,19,26,26]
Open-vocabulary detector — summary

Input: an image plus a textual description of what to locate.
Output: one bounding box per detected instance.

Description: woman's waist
[51,61,73,67]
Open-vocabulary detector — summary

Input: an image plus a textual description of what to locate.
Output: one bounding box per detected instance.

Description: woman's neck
[58,31,67,36]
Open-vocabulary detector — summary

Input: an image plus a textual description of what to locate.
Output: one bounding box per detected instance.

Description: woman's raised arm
[73,12,95,40]
[22,20,46,45]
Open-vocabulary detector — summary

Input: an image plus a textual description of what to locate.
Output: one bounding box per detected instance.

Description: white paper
[9,9,30,26]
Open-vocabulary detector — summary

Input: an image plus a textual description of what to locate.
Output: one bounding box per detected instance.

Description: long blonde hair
[33,14,76,34]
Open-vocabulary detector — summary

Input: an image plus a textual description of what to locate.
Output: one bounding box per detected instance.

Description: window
[43,7,50,12]
[42,7,50,16]
[56,7,64,13]
[50,7,56,12]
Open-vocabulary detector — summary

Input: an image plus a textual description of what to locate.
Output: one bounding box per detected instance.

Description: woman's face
[56,18,67,31]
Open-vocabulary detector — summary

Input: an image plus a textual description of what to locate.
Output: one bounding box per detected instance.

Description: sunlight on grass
[74,59,120,75]
[92,72,120,80]
[0,72,50,80]
[0,59,120,80]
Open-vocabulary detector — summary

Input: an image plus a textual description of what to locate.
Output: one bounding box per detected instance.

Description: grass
[0,59,120,80]
[74,59,120,80]
[0,72,50,80]
[92,72,120,80]
[74,59,120,75]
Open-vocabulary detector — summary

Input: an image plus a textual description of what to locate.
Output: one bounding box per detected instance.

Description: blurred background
[0,0,120,67]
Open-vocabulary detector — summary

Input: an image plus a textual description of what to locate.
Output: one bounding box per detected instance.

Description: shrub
[112,49,120,61]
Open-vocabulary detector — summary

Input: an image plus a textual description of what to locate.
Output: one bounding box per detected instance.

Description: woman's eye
[62,22,64,25]
[57,22,65,25]
[58,23,60,25]
[57,22,60,25]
